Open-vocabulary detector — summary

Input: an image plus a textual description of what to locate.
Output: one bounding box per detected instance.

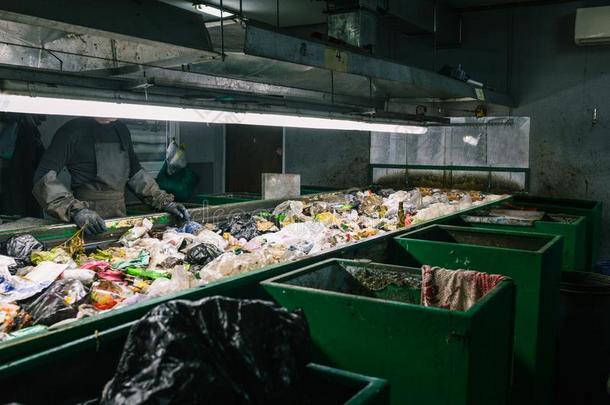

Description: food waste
[0,188,503,340]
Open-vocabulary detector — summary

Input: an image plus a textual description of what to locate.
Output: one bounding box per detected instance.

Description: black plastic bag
[220,214,260,240]
[1,234,43,268]
[185,243,222,266]
[23,279,87,326]
[101,296,310,405]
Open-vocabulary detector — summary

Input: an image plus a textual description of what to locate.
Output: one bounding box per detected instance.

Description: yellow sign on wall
[324,48,348,72]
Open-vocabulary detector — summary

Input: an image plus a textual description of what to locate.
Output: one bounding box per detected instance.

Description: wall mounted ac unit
[575,6,610,45]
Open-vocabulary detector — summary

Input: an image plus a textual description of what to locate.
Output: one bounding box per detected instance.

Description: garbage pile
[0,188,503,339]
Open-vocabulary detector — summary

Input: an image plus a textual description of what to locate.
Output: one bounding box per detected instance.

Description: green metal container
[0,316,389,405]
[443,214,587,271]
[511,195,602,270]
[262,259,516,405]
[395,225,563,405]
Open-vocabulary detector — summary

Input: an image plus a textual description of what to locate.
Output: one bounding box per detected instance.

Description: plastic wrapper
[119,219,153,247]
[31,248,74,266]
[61,269,96,285]
[0,303,31,333]
[175,221,203,235]
[146,266,195,298]
[165,139,187,176]
[2,234,43,268]
[219,214,260,240]
[272,200,305,223]
[252,222,327,255]
[0,266,52,303]
[198,244,300,285]
[23,279,87,326]
[112,251,150,270]
[81,261,124,282]
[101,296,310,405]
[194,229,228,251]
[91,281,133,311]
[185,243,222,266]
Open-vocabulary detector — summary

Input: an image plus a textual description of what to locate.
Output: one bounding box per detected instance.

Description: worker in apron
[32,117,190,234]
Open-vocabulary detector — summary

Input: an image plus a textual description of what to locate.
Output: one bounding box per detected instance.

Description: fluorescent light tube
[0,94,427,134]
[194,4,233,18]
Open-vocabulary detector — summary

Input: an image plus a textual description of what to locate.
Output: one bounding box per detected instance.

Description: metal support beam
[0,0,213,52]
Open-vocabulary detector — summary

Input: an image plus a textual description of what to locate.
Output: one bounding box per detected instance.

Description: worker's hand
[163,202,191,222]
[72,209,107,235]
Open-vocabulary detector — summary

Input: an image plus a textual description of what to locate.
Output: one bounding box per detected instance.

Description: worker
[32,117,191,234]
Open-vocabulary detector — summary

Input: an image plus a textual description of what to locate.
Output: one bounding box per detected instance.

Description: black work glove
[163,202,191,222]
[72,209,107,235]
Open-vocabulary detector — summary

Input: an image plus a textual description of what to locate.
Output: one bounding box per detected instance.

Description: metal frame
[369,163,531,191]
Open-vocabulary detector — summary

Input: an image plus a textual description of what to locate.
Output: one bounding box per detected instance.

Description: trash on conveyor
[0,188,504,337]
[185,243,223,266]
[23,279,87,326]
[101,296,310,405]
[0,234,43,269]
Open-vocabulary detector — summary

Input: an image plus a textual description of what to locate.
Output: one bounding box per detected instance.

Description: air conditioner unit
[575,6,610,45]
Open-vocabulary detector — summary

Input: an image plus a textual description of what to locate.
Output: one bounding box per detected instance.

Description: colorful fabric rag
[421,265,506,311]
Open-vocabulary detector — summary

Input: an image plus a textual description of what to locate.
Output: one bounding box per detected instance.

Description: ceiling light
[193,3,233,18]
[0,93,427,134]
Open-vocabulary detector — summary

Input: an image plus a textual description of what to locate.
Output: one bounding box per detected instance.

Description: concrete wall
[395,1,610,255]
[510,1,610,256]
[284,128,370,189]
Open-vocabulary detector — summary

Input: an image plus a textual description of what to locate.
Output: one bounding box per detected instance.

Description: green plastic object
[124,267,170,280]
[395,225,563,405]
[444,215,587,271]
[511,195,602,270]
[261,259,516,405]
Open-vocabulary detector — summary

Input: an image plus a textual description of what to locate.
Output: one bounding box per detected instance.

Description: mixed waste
[0,188,503,339]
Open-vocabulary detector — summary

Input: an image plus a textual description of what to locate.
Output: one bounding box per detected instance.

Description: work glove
[72,209,107,235]
[163,202,191,222]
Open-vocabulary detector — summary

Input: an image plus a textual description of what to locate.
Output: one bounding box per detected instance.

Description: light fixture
[0,93,428,134]
[193,3,234,18]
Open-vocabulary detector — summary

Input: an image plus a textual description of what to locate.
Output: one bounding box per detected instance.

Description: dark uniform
[33,118,188,231]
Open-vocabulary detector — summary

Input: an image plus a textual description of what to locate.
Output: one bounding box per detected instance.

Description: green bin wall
[395,225,563,405]
[512,195,602,270]
[443,215,586,271]
[262,259,516,405]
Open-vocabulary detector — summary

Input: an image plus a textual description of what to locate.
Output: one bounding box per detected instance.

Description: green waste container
[511,195,602,270]
[0,319,389,405]
[262,259,516,405]
[395,225,563,405]
[443,214,587,271]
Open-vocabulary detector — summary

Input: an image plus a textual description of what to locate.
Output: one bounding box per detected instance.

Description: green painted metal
[443,215,587,271]
[395,225,563,405]
[511,195,602,270]
[194,193,259,206]
[262,259,516,405]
